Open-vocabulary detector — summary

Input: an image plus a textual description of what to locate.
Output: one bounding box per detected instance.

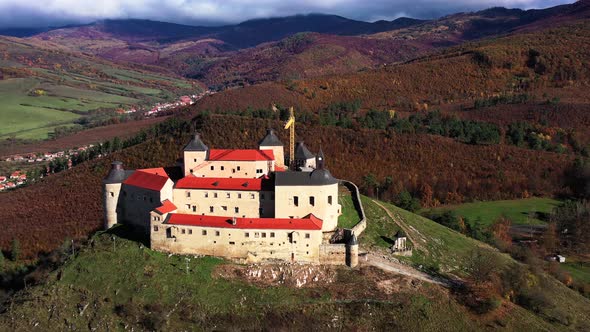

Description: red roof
[167,213,323,230]
[208,149,274,161]
[123,168,170,191]
[155,199,177,214]
[175,176,272,191]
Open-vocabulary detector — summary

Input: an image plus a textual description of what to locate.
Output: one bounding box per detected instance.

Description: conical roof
[295,141,315,160]
[184,133,208,151]
[258,129,283,147]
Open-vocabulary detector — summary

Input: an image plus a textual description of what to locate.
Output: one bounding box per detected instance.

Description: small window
[229,241,235,245]
[154,226,158,232]
[210,166,214,170]
[328,195,333,205]
[238,193,242,199]
[309,196,315,206]
[186,204,191,210]
[222,206,227,211]
[250,193,255,199]
[305,233,310,239]
[215,231,220,236]
[237,166,241,171]
[262,232,267,238]
[189,229,192,234]
[194,158,197,162]
[245,232,249,238]
[182,229,186,234]
[294,196,299,207]
[186,191,191,198]
[202,230,207,235]
[270,232,275,238]
[254,232,260,238]
[190,169,193,174]
[214,193,218,198]
[209,206,214,212]
[235,207,239,213]
[110,191,114,197]
[192,206,196,212]
[221,166,225,171]
[226,193,230,198]
[204,192,209,198]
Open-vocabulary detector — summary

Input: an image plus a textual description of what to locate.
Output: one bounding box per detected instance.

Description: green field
[562,261,590,284]
[337,191,359,229]
[420,198,561,227]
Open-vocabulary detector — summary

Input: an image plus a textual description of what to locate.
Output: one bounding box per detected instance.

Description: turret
[103,161,126,230]
[258,129,285,168]
[294,141,315,170]
[346,234,359,268]
[183,133,209,176]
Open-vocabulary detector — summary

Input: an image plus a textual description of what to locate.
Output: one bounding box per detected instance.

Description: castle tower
[183,133,209,176]
[258,129,285,168]
[103,161,126,230]
[346,234,359,268]
[294,141,315,170]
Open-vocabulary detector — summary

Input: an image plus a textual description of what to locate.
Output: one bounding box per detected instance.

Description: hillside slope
[2,195,589,330]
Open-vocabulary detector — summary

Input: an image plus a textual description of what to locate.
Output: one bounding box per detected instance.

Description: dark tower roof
[258,129,283,147]
[295,141,315,160]
[103,161,134,184]
[316,147,325,169]
[184,133,208,151]
[275,168,338,186]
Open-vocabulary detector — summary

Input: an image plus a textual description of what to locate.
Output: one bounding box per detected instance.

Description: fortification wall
[319,244,347,265]
[340,180,366,236]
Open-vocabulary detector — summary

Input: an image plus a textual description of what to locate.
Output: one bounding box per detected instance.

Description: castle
[103,130,360,266]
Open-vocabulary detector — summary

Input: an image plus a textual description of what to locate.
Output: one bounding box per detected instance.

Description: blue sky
[0,0,577,28]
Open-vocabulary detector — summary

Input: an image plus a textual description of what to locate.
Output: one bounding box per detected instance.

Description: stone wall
[319,244,347,265]
[340,180,366,236]
[173,188,275,218]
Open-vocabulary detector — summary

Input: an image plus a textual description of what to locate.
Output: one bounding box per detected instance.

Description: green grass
[337,191,359,229]
[562,261,590,284]
[421,198,561,227]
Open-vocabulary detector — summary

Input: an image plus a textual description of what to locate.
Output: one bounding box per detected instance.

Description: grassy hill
[0,36,198,139]
[2,194,590,330]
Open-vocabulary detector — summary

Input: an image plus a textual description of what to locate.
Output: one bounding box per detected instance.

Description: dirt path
[363,253,449,286]
[371,199,428,251]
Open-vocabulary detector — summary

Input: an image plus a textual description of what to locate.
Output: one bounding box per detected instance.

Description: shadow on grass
[103,224,150,248]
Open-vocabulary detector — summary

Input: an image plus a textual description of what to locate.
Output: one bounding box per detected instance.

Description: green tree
[11,238,20,261]
[397,190,421,212]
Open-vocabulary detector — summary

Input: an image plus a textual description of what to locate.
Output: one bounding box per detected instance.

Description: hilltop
[2,192,589,330]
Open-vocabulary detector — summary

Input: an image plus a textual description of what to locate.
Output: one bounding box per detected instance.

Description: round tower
[103,161,126,230]
[347,234,359,268]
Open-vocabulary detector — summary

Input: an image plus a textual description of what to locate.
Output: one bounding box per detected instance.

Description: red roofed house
[102,129,358,266]
[10,171,21,179]
[0,176,6,183]
[179,95,192,105]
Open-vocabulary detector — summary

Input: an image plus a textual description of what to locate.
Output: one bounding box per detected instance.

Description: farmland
[420,198,562,227]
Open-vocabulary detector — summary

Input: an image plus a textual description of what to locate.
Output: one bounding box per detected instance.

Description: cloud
[0,0,577,28]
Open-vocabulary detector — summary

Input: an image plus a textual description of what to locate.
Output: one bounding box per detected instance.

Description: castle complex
[103,130,360,266]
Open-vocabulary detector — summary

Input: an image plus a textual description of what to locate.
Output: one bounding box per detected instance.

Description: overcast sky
[0,0,577,28]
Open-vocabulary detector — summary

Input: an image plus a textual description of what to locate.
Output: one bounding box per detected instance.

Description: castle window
[186,191,191,198]
[215,231,220,236]
[110,192,114,197]
[235,207,239,213]
[245,232,249,238]
[189,229,192,235]
[309,196,315,206]
[221,166,225,171]
[214,193,218,198]
[193,158,197,162]
[270,232,275,238]
[222,206,227,211]
[229,241,235,245]
[209,206,214,213]
[294,196,299,207]
[237,166,241,171]
[154,226,158,231]
[182,229,186,234]
[305,233,310,239]
[259,208,264,215]
[238,193,242,199]
[250,193,255,199]
[204,192,209,198]
[256,169,263,174]
[150,197,153,203]
[210,166,214,170]
[328,195,333,205]
[254,232,260,238]
[226,193,230,198]
[262,233,267,238]
[192,206,196,212]
[202,230,207,235]
[190,169,193,174]
[186,204,191,210]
